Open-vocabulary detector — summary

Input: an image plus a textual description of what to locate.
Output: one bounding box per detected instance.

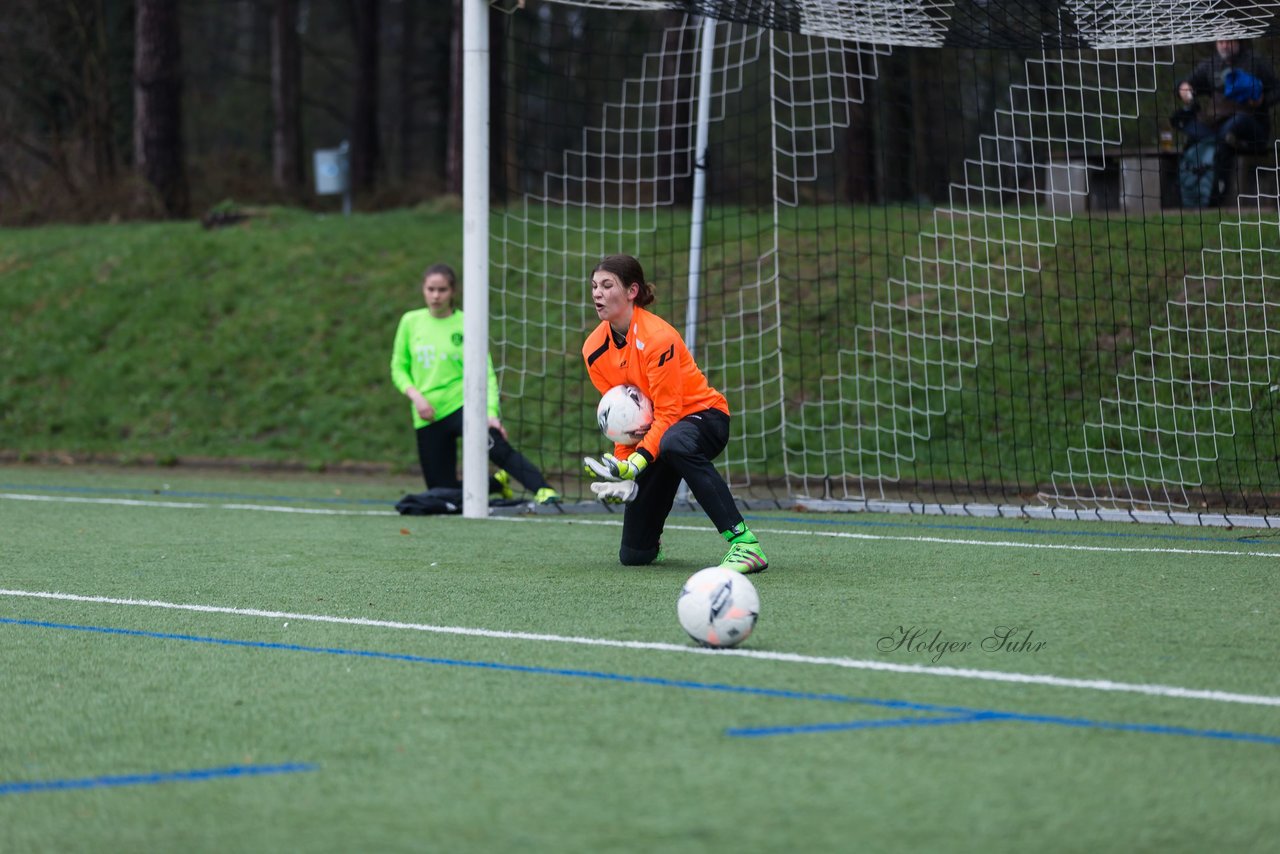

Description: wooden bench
[1115,147,1180,213]
[1041,153,1108,214]
[1040,147,1177,214]
[1041,146,1276,212]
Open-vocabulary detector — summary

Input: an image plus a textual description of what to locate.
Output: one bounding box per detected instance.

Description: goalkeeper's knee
[619,543,660,566]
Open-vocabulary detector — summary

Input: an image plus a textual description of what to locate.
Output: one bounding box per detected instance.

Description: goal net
[485,0,1280,523]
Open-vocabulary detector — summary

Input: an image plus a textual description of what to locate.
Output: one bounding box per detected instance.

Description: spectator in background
[1173,38,1279,205]
[391,262,560,505]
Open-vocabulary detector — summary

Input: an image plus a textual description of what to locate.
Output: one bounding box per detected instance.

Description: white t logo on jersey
[415,344,438,369]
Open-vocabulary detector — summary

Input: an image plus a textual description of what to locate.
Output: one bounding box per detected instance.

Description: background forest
[1,0,462,224]
[1,0,1138,227]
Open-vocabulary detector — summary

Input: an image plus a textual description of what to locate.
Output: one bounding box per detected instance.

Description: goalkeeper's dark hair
[423,262,457,289]
[593,254,656,307]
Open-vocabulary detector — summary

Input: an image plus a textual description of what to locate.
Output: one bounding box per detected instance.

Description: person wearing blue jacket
[1173,39,1279,205]
[1175,38,1279,151]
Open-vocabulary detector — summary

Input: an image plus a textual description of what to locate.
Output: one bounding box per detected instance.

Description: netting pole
[677,15,717,507]
[462,0,490,519]
[683,15,716,355]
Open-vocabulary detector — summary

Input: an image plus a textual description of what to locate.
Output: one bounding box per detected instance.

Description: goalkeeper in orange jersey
[581,254,767,573]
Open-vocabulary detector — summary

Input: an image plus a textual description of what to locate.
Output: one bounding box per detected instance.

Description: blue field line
[728,709,1280,744]
[4,617,1278,748]
[0,482,389,507]
[0,617,959,711]
[0,762,317,796]
[742,513,1279,546]
[729,713,994,737]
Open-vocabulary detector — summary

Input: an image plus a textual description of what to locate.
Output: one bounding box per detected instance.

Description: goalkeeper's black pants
[414,408,551,494]
[619,408,743,566]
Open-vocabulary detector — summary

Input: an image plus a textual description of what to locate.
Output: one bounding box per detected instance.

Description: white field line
[0,493,390,515]
[4,491,1279,558]
[1,588,1278,708]
[511,517,1280,560]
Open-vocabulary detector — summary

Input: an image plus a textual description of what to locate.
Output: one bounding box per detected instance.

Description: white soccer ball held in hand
[597,384,654,445]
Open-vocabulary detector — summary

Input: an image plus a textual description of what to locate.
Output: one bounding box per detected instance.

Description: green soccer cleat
[492,469,514,500]
[719,540,768,574]
[535,487,561,505]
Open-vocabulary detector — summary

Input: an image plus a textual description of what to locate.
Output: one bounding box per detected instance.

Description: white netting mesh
[489,0,1280,517]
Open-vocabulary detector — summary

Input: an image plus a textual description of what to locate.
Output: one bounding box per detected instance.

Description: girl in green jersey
[391,263,560,504]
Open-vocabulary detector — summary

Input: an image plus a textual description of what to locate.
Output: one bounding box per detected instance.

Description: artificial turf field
[1,464,1277,853]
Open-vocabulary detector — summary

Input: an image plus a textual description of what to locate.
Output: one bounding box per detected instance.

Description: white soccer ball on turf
[597,384,654,445]
[677,567,760,648]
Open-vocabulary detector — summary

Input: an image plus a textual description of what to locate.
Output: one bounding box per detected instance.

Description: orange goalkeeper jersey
[582,306,729,461]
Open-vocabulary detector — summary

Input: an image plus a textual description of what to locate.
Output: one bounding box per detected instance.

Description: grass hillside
[1,206,461,473]
[5,203,1279,508]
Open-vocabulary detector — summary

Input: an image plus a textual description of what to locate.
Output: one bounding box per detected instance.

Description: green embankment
[6,204,1276,502]
[1,208,459,472]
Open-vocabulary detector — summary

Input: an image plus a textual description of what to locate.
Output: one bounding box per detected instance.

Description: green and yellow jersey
[390,308,500,429]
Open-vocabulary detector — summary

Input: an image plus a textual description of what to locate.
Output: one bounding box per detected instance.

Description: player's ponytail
[594,254,656,307]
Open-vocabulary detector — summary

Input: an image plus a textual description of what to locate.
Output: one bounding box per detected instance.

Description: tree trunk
[348,0,381,195]
[876,51,913,203]
[134,0,188,217]
[272,0,303,193]
[908,48,930,203]
[843,44,876,203]
[445,0,462,196]
[657,14,694,207]
[397,0,416,180]
[79,0,124,186]
[419,1,451,189]
[488,6,505,202]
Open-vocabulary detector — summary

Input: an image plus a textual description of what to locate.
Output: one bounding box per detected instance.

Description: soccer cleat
[535,487,561,505]
[719,540,768,574]
[492,469,514,500]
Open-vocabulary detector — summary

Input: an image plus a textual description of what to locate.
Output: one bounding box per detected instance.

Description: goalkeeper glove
[583,452,648,481]
[590,481,638,504]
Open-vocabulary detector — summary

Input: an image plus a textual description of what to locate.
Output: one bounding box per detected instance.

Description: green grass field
[2,464,1277,852]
